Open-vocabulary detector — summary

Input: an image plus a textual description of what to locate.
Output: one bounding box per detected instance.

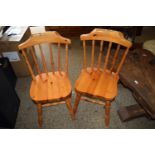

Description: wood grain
[103,42,112,71]
[65,44,69,74]
[75,68,119,100]
[83,40,87,70]
[97,40,104,70]
[119,49,155,119]
[80,28,132,48]
[21,49,35,80]
[48,43,55,74]
[30,72,72,102]
[91,40,95,71]
[58,43,62,75]
[18,31,71,49]
[30,46,42,77]
[18,31,73,127]
[39,44,48,76]
[74,28,132,127]
[110,44,120,71]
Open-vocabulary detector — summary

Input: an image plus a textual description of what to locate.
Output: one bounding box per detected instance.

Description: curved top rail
[18,31,71,49]
[80,28,132,48]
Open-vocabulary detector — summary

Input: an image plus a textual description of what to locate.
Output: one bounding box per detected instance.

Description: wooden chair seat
[30,72,72,103]
[75,68,119,100]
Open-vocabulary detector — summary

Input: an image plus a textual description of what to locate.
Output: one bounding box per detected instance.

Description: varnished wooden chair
[18,31,74,127]
[73,28,132,127]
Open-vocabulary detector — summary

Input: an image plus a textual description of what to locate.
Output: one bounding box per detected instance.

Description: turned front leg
[37,103,43,127]
[105,101,111,127]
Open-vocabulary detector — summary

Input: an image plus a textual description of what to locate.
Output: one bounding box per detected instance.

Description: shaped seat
[30,72,72,102]
[75,68,119,100]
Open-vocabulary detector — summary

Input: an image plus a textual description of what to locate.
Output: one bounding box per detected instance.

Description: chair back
[18,31,71,81]
[80,28,132,74]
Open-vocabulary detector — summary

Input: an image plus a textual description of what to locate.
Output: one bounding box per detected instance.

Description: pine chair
[18,31,74,127]
[73,28,132,127]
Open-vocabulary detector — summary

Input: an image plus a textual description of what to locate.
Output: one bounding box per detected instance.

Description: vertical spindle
[38,44,48,76]
[91,40,95,71]
[116,48,129,74]
[30,46,42,78]
[58,43,62,75]
[65,44,69,75]
[22,49,35,81]
[83,40,87,70]
[103,42,112,71]
[48,43,55,74]
[97,40,104,71]
[110,44,120,71]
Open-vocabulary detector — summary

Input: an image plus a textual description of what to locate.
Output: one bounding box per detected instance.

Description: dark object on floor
[118,104,146,121]
[0,57,17,88]
[0,66,20,128]
[149,58,155,65]
[119,48,155,121]
[2,26,10,34]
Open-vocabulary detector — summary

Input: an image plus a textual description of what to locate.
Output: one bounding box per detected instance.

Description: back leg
[36,102,43,128]
[65,97,74,120]
[73,92,81,117]
[105,100,111,128]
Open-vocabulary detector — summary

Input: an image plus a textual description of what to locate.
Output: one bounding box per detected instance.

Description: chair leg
[73,92,81,117]
[105,101,111,127]
[36,103,43,127]
[65,97,74,120]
